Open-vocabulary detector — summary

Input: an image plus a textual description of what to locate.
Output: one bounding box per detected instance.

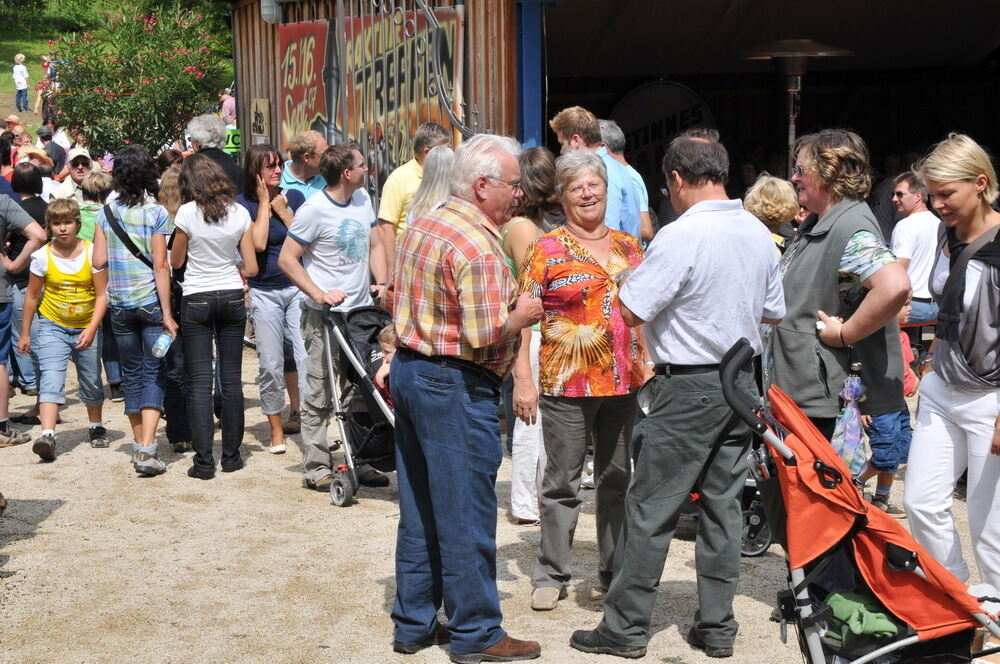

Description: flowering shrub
[51,4,228,157]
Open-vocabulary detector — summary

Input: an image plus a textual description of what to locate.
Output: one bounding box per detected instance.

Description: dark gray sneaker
[88,426,109,448]
[686,627,733,658]
[32,433,56,462]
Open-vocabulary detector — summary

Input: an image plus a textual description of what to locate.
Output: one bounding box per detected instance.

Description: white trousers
[904,371,1000,588]
[510,329,546,521]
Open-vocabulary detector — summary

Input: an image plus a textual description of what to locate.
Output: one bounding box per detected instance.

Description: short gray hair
[450,134,522,198]
[599,119,626,154]
[555,150,607,197]
[187,114,227,149]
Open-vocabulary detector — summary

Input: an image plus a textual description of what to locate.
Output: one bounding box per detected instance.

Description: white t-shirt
[12,64,28,90]
[29,242,99,277]
[287,189,374,312]
[173,201,251,295]
[620,199,785,364]
[930,252,983,316]
[891,210,940,298]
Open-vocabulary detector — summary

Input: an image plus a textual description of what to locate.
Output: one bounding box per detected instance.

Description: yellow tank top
[39,240,96,329]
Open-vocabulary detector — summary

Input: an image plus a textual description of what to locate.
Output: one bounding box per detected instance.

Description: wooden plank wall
[230,0,518,147]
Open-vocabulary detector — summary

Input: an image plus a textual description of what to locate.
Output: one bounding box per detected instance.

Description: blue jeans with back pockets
[110,303,166,415]
[390,351,506,654]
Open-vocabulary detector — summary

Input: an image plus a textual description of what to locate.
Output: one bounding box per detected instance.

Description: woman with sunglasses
[236,144,307,454]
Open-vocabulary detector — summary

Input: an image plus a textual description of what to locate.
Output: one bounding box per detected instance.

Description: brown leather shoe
[450,635,541,663]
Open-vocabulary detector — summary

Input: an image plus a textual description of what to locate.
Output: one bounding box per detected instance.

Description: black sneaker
[109,384,125,402]
[32,433,56,462]
[569,630,646,659]
[686,627,733,658]
[88,426,109,448]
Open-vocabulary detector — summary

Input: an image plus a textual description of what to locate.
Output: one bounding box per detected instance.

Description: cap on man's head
[36,126,53,139]
[67,147,92,164]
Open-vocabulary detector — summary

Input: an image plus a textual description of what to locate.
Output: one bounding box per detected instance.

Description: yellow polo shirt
[377,158,422,237]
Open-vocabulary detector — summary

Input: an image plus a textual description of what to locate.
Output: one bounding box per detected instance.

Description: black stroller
[321,305,395,506]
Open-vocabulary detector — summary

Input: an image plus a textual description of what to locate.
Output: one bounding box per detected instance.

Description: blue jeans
[10,286,32,387]
[32,316,103,406]
[390,351,506,654]
[864,409,912,473]
[908,299,939,325]
[181,289,246,472]
[15,88,28,112]
[110,303,166,414]
[161,287,190,444]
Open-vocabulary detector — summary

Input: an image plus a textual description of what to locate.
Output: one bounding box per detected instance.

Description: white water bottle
[151,332,174,358]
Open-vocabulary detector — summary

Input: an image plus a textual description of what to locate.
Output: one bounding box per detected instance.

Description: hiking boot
[449,635,541,663]
[32,433,56,462]
[187,465,215,480]
[88,426,109,448]
[133,447,166,476]
[282,411,301,434]
[109,383,125,402]
[870,494,906,518]
[570,629,646,659]
[687,627,733,658]
[393,622,451,655]
[0,427,31,448]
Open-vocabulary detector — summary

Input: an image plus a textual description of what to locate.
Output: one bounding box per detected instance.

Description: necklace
[564,223,609,241]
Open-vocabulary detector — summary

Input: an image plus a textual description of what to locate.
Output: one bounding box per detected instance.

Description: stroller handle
[719,338,767,435]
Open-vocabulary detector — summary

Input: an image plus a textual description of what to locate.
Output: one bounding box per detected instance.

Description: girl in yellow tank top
[17,199,110,461]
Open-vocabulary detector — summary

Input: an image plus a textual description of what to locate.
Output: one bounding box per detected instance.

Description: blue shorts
[864,409,912,473]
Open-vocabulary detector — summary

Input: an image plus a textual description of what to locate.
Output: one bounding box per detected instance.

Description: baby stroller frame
[720,338,1000,664]
[321,306,395,507]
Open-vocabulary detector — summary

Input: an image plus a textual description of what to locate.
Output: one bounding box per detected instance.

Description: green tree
[51,4,228,156]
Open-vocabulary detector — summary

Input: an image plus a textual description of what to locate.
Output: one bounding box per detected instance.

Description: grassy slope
[0,34,54,134]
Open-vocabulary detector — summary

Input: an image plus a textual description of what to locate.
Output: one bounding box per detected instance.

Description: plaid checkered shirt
[390,196,518,377]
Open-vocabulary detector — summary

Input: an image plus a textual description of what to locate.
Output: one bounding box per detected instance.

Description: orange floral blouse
[518,227,645,397]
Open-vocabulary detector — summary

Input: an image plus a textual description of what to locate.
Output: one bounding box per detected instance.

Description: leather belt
[653,363,721,376]
[912,296,933,303]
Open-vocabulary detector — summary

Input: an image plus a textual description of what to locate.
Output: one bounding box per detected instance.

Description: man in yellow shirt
[376,122,450,274]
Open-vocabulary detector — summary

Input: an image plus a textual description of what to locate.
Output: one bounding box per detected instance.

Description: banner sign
[278,20,329,148]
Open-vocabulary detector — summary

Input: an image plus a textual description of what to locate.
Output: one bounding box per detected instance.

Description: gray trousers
[249,286,306,415]
[533,393,636,591]
[597,368,754,649]
[299,304,341,482]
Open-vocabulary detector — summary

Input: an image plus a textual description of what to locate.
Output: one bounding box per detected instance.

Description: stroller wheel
[330,473,355,507]
[741,500,772,557]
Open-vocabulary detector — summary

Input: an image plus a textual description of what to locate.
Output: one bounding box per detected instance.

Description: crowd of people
[1,91,998,661]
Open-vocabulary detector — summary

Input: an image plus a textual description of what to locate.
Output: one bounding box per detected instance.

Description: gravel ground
[0,350,974,663]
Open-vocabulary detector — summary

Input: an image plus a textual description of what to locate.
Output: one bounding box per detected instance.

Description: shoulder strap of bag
[941,224,1000,299]
[104,204,154,270]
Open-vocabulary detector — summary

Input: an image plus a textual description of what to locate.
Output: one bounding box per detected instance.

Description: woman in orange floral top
[519,150,646,611]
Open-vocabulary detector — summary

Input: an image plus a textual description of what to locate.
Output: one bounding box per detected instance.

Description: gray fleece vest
[772,198,905,419]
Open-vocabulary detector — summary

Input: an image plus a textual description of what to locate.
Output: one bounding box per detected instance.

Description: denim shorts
[864,409,913,473]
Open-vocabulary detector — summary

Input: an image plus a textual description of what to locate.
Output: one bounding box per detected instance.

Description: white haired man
[186,113,240,189]
[388,134,543,662]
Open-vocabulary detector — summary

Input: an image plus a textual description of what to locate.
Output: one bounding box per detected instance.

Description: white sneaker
[581,459,595,489]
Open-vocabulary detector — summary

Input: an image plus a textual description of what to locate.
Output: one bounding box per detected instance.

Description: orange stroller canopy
[767,385,987,641]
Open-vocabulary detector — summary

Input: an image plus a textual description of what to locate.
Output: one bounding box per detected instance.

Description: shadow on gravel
[0,498,65,577]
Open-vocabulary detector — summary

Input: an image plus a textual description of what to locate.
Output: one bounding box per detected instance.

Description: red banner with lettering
[278,21,329,149]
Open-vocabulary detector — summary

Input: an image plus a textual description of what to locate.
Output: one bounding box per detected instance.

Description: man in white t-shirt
[891,172,940,325]
[278,142,388,492]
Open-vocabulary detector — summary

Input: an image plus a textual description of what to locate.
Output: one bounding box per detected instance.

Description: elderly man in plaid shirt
[387,134,544,662]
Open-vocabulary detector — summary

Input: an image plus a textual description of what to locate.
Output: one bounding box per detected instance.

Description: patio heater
[742,39,852,176]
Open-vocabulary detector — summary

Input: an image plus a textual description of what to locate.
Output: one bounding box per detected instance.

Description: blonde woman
[743,172,798,251]
[904,134,1000,589]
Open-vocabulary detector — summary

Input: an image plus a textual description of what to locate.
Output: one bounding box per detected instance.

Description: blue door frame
[517,0,549,148]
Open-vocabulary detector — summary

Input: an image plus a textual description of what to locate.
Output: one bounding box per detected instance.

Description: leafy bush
[50,4,228,156]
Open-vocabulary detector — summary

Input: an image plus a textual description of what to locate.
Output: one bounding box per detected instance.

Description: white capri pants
[904,371,1000,589]
[510,329,545,522]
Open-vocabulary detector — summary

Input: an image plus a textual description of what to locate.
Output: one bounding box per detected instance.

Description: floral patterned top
[518,227,645,397]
